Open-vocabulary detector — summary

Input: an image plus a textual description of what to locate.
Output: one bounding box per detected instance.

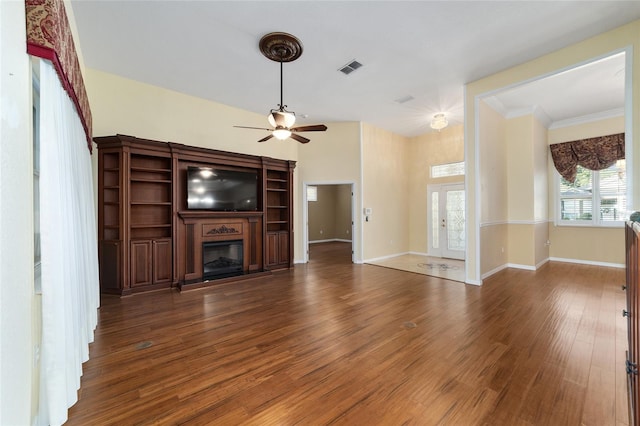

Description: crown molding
[482,95,623,130]
[548,107,624,130]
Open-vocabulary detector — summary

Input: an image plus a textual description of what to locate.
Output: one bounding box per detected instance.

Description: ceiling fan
[234,32,327,144]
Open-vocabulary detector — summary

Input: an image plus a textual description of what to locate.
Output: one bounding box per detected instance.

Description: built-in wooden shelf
[96,134,295,296]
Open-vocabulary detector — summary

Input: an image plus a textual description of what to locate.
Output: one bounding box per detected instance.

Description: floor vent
[136,341,153,350]
[403,321,417,329]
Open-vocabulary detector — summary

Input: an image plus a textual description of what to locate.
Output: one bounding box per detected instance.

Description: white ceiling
[70,1,640,137]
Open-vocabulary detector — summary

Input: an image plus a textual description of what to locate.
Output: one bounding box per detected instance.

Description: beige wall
[549,226,624,265]
[505,223,549,269]
[361,123,410,260]
[503,114,549,268]
[478,101,508,273]
[506,224,534,267]
[297,122,361,261]
[86,69,298,161]
[408,125,464,254]
[533,117,549,223]
[506,114,549,222]
[308,184,351,242]
[309,185,337,241]
[547,115,625,265]
[335,184,353,241]
[481,223,508,275]
[534,222,550,267]
[479,104,551,273]
[479,101,508,225]
[548,115,625,144]
[467,20,640,282]
[507,116,535,221]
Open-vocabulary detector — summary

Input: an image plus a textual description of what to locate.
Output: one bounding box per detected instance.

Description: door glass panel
[446,190,465,251]
[431,191,439,249]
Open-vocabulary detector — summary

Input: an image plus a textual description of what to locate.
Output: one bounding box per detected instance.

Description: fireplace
[203,240,244,280]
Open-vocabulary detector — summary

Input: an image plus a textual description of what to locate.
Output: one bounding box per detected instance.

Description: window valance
[26,0,93,152]
[549,133,624,183]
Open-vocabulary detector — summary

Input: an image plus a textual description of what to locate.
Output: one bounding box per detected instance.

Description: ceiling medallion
[259,32,304,63]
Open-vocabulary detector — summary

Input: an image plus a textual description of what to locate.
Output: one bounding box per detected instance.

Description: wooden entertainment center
[95,134,295,295]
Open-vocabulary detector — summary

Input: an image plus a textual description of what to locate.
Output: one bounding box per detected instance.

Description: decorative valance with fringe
[549,133,625,183]
[25,0,93,151]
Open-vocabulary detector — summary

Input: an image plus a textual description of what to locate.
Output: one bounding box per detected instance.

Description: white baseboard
[549,257,625,269]
[506,263,536,271]
[465,278,482,286]
[481,256,623,280]
[536,257,550,269]
[363,252,410,264]
[309,238,353,244]
[481,264,509,280]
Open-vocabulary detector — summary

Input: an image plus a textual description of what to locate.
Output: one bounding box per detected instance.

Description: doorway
[427,183,465,260]
[304,183,354,263]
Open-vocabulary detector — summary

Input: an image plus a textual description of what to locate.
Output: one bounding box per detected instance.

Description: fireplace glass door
[203,240,243,280]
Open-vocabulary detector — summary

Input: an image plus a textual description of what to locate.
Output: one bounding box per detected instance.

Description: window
[431,161,464,178]
[558,159,627,226]
[307,185,317,201]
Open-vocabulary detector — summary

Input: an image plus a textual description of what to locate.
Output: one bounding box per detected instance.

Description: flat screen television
[187,166,258,211]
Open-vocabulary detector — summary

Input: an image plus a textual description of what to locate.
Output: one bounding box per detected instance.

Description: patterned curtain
[549,133,625,182]
[25,0,93,151]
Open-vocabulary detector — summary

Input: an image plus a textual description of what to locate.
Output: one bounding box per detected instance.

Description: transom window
[431,161,464,178]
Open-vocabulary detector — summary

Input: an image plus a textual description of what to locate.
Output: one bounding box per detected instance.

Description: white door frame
[427,183,466,260]
[302,182,356,263]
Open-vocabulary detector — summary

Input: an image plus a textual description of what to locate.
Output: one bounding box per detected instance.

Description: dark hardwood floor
[67,241,628,425]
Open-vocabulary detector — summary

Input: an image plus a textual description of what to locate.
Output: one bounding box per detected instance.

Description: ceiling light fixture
[233,32,328,144]
[272,127,292,140]
[430,113,448,131]
[268,110,296,129]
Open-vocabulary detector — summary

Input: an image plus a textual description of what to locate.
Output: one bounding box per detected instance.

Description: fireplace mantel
[178,211,263,220]
[177,212,264,289]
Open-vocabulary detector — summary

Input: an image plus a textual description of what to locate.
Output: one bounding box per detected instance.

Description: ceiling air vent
[395,95,415,104]
[339,60,363,75]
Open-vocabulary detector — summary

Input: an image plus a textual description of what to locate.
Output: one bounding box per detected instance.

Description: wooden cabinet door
[153,238,172,284]
[131,240,152,287]
[266,231,289,269]
[266,232,279,267]
[99,241,122,291]
[278,231,289,266]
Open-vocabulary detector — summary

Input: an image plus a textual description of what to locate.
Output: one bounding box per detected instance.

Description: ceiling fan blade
[258,134,274,143]
[290,133,310,144]
[234,125,273,131]
[291,124,327,132]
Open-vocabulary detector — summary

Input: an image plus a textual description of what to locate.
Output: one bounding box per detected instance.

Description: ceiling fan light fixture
[268,110,296,128]
[430,113,448,131]
[234,32,327,144]
[272,128,292,140]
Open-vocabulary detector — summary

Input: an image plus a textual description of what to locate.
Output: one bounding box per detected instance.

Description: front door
[427,184,465,260]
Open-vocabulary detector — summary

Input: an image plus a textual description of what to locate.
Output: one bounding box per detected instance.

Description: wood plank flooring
[67,242,628,425]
